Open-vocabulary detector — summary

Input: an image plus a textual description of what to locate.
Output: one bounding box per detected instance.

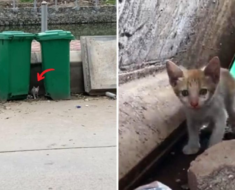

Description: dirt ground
[0,97,116,189]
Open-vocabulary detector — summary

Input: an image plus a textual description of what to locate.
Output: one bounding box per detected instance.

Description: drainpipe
[41,1,48,32]
[95,0,99,8]
[74,0,79,10]
[55,0,58,10]
[34,0,37,12]
[12,0,18,11]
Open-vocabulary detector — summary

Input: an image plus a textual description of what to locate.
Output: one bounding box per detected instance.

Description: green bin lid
[0,31,35,40]
[36,30,75,41]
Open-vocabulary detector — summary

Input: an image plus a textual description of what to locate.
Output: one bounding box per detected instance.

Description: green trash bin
[0,31,35,100]
[35,30,75,100]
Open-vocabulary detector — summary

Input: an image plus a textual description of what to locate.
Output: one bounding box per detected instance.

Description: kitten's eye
[200,89,207,95]
[181,90,189,97]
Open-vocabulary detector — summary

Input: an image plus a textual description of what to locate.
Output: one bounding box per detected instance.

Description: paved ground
[0,97,116,190]
[31,40,81,52]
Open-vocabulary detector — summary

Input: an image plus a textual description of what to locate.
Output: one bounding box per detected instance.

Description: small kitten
[31,86,39,99]
[166,56,235,155]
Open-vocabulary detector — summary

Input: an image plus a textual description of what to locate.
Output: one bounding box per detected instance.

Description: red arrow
[37,69,55,81]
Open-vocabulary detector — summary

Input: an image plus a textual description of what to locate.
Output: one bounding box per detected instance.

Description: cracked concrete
[0,97,116,190]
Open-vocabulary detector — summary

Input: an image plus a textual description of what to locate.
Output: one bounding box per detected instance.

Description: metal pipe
[55,0,58,10]
[34,0,37,12]
[74,0,79,10]
[12,0,16,10]
[41,1,48,32]
[105,92,116,99]
[95,0,99,7]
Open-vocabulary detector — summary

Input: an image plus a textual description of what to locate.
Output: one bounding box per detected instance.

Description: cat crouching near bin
[31,86,39,99]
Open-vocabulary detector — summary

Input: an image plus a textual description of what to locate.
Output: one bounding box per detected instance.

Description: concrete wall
[0,6,116,26]
[119,71,185,179]
[119,0,235,72]
[30,51,84,95]
[119,0,235,181]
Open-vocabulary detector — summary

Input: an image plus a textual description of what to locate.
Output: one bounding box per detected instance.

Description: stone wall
[0,6,116,26]
[0,0,111,8]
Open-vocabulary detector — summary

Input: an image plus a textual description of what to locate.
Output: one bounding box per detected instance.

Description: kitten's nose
[190,101,199,108]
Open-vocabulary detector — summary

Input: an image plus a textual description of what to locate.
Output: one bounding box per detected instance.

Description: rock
[175,179,181,183]
[181,184,189,189]
[4,106,10,110]
[188,140,235,190]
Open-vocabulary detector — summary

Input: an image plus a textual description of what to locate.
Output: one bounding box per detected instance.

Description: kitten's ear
[204,56,220,84]
[165,60,183,86]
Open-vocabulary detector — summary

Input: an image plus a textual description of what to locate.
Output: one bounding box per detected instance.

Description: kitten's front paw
[183,144,200,155]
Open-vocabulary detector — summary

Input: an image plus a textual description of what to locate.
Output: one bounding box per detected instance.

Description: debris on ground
[27,95,33,99]
[181,184,189,190]
[4,106,10,110]
[105,92,116,99]
[175,179,181,183]
[135,181,172,190]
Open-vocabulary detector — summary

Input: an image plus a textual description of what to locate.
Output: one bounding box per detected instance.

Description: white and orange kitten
[166,56,235,155]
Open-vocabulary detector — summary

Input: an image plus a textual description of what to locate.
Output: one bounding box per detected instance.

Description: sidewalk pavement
[0,98,116,190]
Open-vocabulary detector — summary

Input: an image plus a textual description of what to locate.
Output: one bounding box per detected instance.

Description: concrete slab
[119,70,184,179]
[81,36,117,95]
[0,147,116,190]
[0,98,116,151]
